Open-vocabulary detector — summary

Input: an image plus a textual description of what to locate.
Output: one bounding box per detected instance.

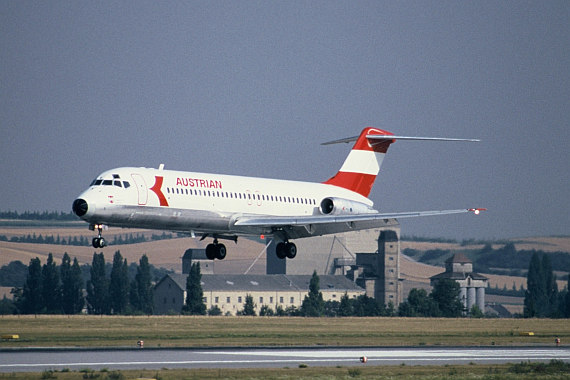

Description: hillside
[1,222,568,293]
[401,236,570,254]
[0,224,268,274]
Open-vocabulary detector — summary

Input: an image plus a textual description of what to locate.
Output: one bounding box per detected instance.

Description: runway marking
[1,348,569,371]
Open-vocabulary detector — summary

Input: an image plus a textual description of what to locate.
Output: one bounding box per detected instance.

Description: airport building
[430,253,488,314]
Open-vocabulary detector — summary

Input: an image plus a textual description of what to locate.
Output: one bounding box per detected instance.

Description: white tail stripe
[338,150,385,175]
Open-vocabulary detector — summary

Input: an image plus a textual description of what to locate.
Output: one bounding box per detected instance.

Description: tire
[216,244,227,260]
[285,242,297,259]
[206,244,216,260]
[276,242,287,259]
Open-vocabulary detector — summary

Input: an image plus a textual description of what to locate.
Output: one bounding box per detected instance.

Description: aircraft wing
[233,208,485,239]
[235,208,484,227]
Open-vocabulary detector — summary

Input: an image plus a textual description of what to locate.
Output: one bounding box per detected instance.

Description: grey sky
[1,1,568,240]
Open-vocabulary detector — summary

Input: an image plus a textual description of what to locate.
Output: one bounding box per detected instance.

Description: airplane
[72,127,485,260]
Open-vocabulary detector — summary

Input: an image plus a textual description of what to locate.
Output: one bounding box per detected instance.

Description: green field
[1,315,568,348]
[3,363,570,380]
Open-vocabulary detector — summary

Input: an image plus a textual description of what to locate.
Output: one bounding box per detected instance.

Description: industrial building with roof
[430,253,488,313]
[154,273,365,315]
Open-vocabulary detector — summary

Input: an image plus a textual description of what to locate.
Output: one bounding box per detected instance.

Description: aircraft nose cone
[72,198,88,217]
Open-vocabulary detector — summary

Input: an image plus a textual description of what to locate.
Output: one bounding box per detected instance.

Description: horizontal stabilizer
[322,134,480,145]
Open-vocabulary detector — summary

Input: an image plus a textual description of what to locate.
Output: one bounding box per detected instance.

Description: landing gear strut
[91,225,106,248]
[276,241,297,259]
[206,239,227,260]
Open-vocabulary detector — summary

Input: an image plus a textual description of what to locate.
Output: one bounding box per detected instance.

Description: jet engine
[319,197,375,216]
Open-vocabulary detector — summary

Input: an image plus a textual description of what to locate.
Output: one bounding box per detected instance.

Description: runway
[1,347,569,372]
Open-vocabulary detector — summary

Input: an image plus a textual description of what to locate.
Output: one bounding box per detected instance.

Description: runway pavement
[1,347,569,372]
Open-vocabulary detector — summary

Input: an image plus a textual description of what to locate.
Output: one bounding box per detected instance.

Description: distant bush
[0,210,76,221]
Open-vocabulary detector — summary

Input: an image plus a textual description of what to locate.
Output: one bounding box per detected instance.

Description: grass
[2,362,570,380]
[0,315,569,348]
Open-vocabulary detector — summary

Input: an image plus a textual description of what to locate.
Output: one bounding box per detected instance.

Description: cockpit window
[91,177,130,188]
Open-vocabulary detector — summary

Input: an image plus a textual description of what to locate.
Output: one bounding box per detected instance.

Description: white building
[154,273,365,315]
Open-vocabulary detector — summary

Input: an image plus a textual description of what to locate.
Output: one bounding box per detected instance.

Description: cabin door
[131,173,148,205]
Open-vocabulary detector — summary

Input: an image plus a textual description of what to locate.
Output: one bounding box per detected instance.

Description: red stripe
[353,127,395,153]
[150,176,169,207]
[324,172,377,197]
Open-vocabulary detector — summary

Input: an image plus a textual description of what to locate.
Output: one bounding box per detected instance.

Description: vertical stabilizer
[323,127,395,197]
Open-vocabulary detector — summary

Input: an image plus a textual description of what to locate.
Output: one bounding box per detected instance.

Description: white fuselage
[74,166,374,239]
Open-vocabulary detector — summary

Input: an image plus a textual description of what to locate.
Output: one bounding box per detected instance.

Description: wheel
[92,237,99,248]
[205,244,216,260]
[99,237,106,248]
[275,242,287,259]
[285,242,297,259]
[215,244,227,260]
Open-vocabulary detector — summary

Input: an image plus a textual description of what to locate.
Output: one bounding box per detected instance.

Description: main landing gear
[91,225,106,248]
[205,239,227,260]
[276,241,297,259]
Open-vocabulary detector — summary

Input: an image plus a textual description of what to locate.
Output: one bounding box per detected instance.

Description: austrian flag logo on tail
[150,176,169,207]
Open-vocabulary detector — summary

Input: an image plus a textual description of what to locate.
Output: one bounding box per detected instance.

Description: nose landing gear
[90,224,107,248]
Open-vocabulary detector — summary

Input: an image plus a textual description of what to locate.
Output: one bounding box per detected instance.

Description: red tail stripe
[323,172,376,198]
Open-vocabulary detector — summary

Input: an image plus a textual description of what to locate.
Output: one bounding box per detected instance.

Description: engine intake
[319,197,375,216]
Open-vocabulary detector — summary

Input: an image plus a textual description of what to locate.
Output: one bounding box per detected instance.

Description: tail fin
[323,127,395,197]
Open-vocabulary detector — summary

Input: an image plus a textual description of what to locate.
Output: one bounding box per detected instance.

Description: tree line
[3,251,568,318]
[0,210,77,221]
[3,252,155,315]
[0,232,175,246]
[181,266,471,318]
[524,252,570,318]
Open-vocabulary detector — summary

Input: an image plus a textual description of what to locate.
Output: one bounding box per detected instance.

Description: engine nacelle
[319,197,375,216]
